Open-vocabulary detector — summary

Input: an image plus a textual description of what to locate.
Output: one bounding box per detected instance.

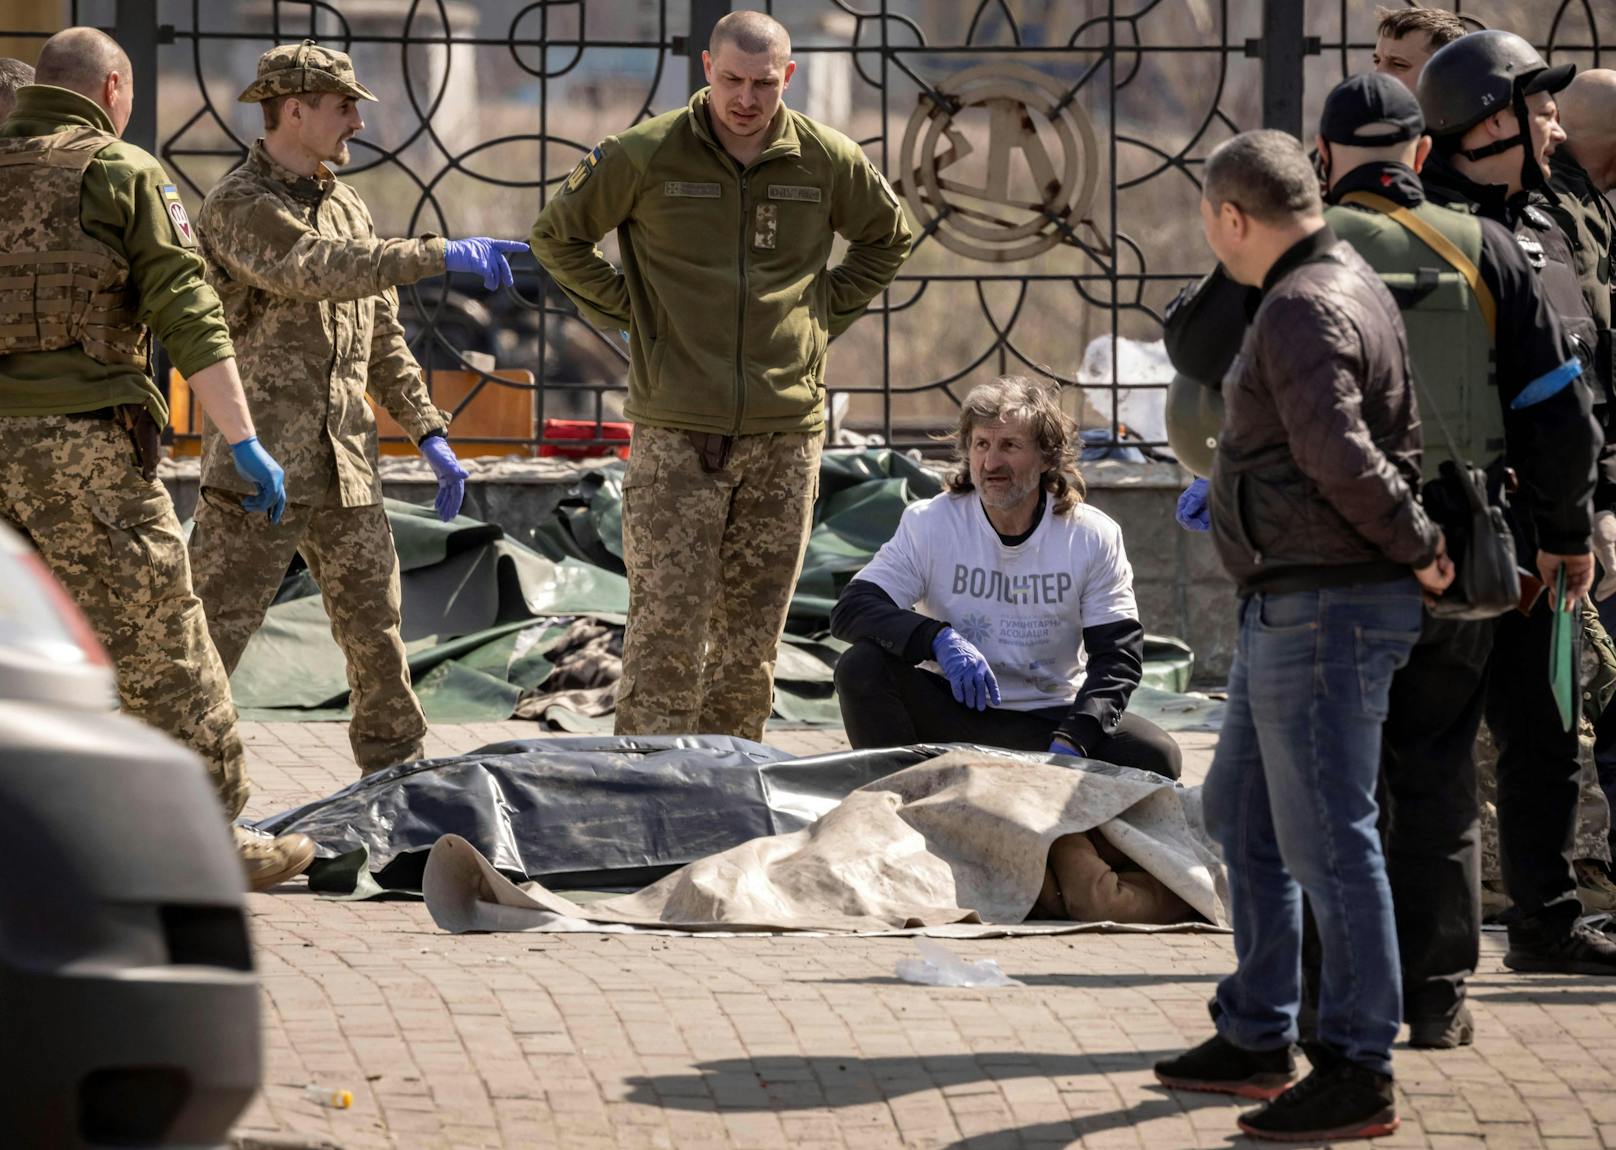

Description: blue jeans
[1205,579,1423,1076]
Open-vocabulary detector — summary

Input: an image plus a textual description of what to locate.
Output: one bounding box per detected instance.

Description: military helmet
[1165,372,1224,480]
[238,39,377,104]
[1417,29,1574,138]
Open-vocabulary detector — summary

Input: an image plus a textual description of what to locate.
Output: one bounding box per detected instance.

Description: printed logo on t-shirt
[951,564,1073,605]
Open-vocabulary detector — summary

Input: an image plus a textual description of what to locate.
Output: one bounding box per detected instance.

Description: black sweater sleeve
[1054,618,1146,753]
[829,579,949,663]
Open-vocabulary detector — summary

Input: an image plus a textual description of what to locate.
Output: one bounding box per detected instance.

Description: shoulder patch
[565,145,604,194]
[159,183,196,247]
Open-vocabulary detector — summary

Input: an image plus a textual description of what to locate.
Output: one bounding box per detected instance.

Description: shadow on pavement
[624,1049,1181,1111]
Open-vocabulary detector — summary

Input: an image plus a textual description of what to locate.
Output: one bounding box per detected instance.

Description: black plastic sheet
[252,737,974,895]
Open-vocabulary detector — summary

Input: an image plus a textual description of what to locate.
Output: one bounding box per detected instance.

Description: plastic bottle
[303,1084,353,1109]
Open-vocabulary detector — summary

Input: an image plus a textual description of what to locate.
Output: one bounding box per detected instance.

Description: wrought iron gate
[6,1,1611,453]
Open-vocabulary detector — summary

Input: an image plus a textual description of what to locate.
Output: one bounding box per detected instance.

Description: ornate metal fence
[11,1,1612,453]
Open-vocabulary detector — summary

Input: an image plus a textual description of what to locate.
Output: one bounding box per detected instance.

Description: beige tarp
[422,751,1229,937]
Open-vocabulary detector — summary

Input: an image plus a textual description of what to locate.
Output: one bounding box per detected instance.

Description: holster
[115,404,161,481]
[684,430,734,473]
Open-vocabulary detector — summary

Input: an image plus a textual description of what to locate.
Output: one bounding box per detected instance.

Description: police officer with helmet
[1317,72,1606,1040]
[1416,30,1616,974]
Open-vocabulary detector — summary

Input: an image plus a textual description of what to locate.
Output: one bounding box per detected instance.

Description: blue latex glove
[443,237,528,290]
[228,436,286,525]
[1048,737,1084,757]
[1175,477,1211,532]
[419,434,468,522]
[932,627,1001,711]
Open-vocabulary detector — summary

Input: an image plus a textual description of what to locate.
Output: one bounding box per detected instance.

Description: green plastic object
[1551,566,1576,733]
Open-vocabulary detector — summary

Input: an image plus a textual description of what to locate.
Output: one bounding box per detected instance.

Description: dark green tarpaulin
[228,451,1199,726]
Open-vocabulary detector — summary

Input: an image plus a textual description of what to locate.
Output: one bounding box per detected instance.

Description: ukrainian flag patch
[565,145,604,194]
[159,183,195,247]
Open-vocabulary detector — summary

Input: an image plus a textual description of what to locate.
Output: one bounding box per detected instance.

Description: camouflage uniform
[616,425,822,739]
[0,85,248,816]
[188,46,449,774]
[531,88,911,738]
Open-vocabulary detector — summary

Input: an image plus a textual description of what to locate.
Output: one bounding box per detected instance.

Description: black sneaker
[1406,1003,1474,1050]
[1504,920,1616,975]
[1154,1033,1297,1100]
[1238,1044,1398,1142]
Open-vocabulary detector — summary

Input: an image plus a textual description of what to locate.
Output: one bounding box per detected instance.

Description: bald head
[1557,69,1616,191]
[709,11,790,63]
[33,27,134,136]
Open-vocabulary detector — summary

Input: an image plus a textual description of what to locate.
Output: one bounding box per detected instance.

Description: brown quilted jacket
[1210,229,1440,593]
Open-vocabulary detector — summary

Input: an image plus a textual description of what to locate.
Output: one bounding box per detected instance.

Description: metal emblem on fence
[898,64,1101,263]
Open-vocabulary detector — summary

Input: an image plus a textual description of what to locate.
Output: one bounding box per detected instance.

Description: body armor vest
[1325,195,1499,481]
[0,125,148,367]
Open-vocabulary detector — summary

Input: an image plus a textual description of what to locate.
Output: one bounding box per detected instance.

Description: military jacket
[531,88,913,437]
[196,140,448,507]
[1545,149,1614,401]
[0,85,234,424]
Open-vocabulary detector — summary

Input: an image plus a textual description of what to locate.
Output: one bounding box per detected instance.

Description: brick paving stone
[227,720,1616,1148]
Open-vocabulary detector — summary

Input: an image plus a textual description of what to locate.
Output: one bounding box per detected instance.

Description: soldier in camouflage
[187,40,527,774]
[0,27,313,891]
[531,11,912,740]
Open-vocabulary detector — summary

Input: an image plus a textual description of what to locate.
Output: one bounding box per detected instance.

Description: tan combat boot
[1575,859,1616,915]
[233,825,316,892]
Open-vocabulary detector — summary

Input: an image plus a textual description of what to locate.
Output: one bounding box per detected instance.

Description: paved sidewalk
[231,722,1616,1149]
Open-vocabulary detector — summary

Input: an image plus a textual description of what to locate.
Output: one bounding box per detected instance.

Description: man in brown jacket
[1154,131,1452,1143]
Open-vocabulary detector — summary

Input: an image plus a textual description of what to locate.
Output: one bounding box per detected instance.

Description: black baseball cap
[1319,72,1426,145]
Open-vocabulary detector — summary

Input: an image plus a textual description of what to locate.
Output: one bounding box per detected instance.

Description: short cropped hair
[0,57,33,121]
[709,11,790,61]
[261,90,324,131]
[1203,130,1323,223]
[1375,5,1465,49]
[946,376,1087,515]
[34,27,130,98]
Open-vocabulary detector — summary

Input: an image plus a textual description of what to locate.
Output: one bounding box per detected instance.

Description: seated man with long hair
[830,376,1180,779]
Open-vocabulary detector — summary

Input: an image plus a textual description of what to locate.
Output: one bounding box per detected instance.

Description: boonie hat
[238,39,376,104]
[1319,73,1425,145]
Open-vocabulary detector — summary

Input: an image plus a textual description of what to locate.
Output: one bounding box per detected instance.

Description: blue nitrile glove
[932,627,1001,711]
[443,237,529,290]
[1048,737,1085,757]
[229,436,286,525]
[419,434,468,522]
[1175,477,1211,532]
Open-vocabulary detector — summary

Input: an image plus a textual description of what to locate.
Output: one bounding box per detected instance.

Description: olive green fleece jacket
[530,88,913,436]
[0,85,235,424]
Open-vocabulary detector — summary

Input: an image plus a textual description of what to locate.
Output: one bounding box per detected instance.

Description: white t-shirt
[853,492,1138,710]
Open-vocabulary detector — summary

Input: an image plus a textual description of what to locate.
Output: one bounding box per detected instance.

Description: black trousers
[1303,614,1489,1025]
[834,639,1183,780]
[1380,614,1492,1022]
[1486,599,1584,935]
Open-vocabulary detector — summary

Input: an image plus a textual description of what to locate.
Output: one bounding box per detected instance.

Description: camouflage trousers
[0,415,249,818]
[616,425,822,741]
[188,488,426,773]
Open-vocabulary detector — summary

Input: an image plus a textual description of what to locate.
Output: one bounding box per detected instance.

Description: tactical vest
[1325,193,1499,481]
[0,125,148,367]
